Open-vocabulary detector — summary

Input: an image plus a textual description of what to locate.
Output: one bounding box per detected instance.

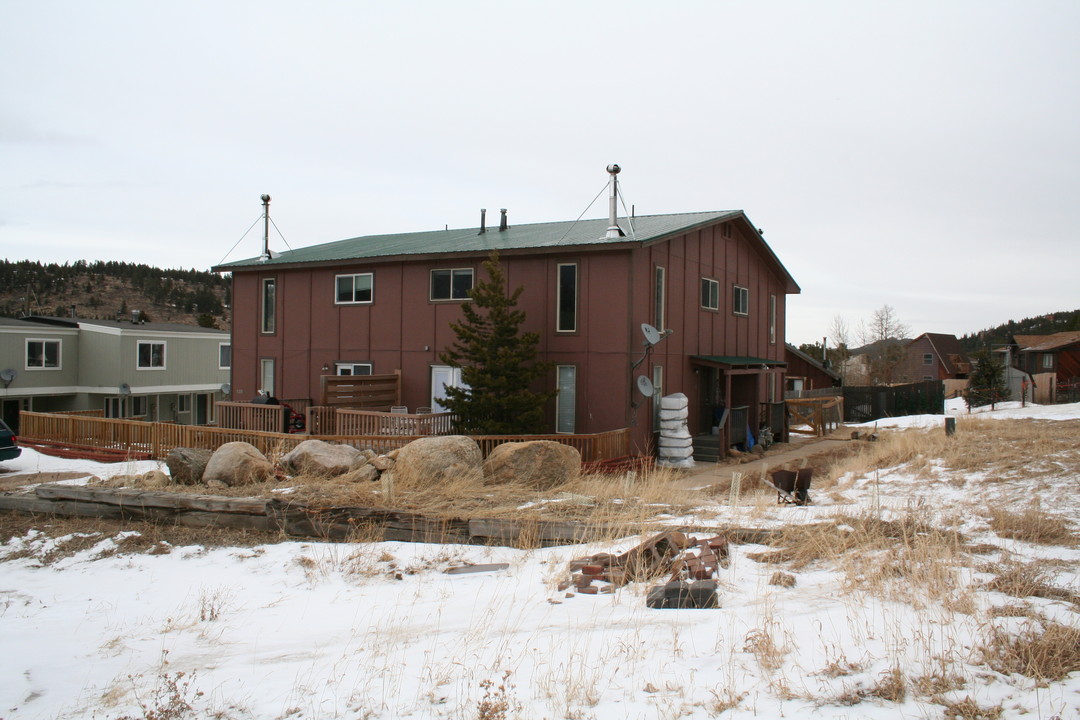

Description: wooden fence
[19,412,630,463]
[320,372,401,410]
[785,397,844,436]
[334,408,457,436]
[217,401,286,433]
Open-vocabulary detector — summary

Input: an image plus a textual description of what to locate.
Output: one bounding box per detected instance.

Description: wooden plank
[34,486,274,514]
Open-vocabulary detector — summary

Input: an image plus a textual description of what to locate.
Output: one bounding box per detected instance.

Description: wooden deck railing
[56,409,106,418]
[334,409,457,436]
[320,372,401,410]
[217,401,286,433]
[19,412,631,463]
[786,397,844,436]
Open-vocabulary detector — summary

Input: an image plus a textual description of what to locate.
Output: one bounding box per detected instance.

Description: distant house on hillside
[901,333,971,383]
[0,315,230,432]
[215,173,800,456]
[1007,331,1080,402]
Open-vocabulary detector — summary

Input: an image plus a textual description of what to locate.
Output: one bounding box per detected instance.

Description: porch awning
[692,355,787,369]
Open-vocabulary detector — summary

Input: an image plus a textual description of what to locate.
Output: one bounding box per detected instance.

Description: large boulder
[203,442,274,487]
[483,441,581,489]
[392,435,483,488]
[165,447,214,485]
[280,439,366,476]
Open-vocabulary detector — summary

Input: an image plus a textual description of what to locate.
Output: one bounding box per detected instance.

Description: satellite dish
[119,383,131,395]
[220,383,231,395]
[0,368,15,384]
[635,375,655,397]
[641,323,662,346]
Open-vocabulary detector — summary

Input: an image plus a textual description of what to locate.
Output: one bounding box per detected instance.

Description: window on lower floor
[137,341,166,369]
[177,394,191,413]
[1042,353,1054,369]
[131,396,147,417]
[430,268,474,301]
[26,339,61,369]
[336,363,373,376]
[336,273,373,304]
[260,358,275,395]
[733,285,749,316]
[701,278,719,310]
[556,365,576,434]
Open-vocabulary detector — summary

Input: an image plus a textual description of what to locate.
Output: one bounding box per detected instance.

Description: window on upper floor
[336,273,373,304]
[219,343,231,370]
[654,266,666,330]
[430,268,474,301]
[26,339,61,369]
[733,284,749,316]
[137,341,166,369]
[701,278,720,310]
[261,278,276,334]
[557,263,577,332]
[769,294,777,344]
[923,353,934,365]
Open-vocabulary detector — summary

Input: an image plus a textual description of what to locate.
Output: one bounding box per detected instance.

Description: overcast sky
[2,1,1077,346]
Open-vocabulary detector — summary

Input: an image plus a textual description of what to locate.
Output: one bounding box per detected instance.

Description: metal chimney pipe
[478,208,487,235]
[499,208,508,231]
[260,194,272,261]
[605,164,624,239]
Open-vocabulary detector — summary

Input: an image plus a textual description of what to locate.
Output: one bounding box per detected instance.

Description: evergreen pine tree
[438,252,555,434]
[966,348,1010,409]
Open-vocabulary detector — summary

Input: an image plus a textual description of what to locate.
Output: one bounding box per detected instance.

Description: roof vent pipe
[605,164,625,239]
[259,194,272,262]
[499,208,508,231]
[478,208,487,235]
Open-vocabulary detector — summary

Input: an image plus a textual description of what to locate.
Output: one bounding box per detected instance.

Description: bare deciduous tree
[859,304,910,384]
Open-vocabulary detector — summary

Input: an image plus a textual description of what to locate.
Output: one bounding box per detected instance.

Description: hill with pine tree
[959,309,1080,354]
[0,260,231,329]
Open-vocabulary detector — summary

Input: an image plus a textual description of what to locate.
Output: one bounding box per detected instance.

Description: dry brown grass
[979,619,1080,681]
[981,558,1079,605]
[985,502,1077,547]
[940,696,1003,720]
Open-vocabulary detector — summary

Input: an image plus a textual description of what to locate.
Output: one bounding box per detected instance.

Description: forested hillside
[0,260,230,328]
[959,309,1080,353]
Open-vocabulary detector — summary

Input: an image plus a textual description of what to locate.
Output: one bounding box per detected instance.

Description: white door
[430,365,466,413]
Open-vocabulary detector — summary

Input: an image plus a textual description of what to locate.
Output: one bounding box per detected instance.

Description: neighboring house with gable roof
[216,179,800,455]
[783,343,841,395]
[900,333,972,383]
[0,315,230,432]
[1008,331,1080,401]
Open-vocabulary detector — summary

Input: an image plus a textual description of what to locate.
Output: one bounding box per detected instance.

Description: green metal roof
[217,211,743,270]
[693,355,788,368]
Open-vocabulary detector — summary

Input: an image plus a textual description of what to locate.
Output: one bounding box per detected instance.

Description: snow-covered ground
[1,403,1078,720]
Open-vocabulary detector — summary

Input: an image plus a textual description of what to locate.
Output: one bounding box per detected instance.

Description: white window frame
[654,266,666,331]
[923,353,934,366]
[430,268,474,301]
[218,343,231,370]
[335,362,373,376]
[701,278,720,311]
[26,338,61,370]
[261,277,276,334]
[335,273,374,305]
[556,262,578,333]
[769,294,777,344]
[556,365,577,434]
[260,358,275,395]
[1042,353,1054,369]
[137,341,166,370]
[733,285,749,316]
[130,396,148,417]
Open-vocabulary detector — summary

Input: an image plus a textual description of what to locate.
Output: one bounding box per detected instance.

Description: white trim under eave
[0,384,226,397]
[77,324,229,340]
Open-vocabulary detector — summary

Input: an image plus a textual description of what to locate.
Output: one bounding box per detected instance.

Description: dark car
[0,419,22,462]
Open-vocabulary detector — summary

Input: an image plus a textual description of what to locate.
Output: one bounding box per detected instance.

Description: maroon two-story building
[216,196,799,455]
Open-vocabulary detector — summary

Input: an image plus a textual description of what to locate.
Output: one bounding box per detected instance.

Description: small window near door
[260,358,275,395]
[131,396,147,417]
[105,397,123,418]
[336,363,373,376]
[652,365,663,432]
[177,394,191,413]
[1042,353,1054,369]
